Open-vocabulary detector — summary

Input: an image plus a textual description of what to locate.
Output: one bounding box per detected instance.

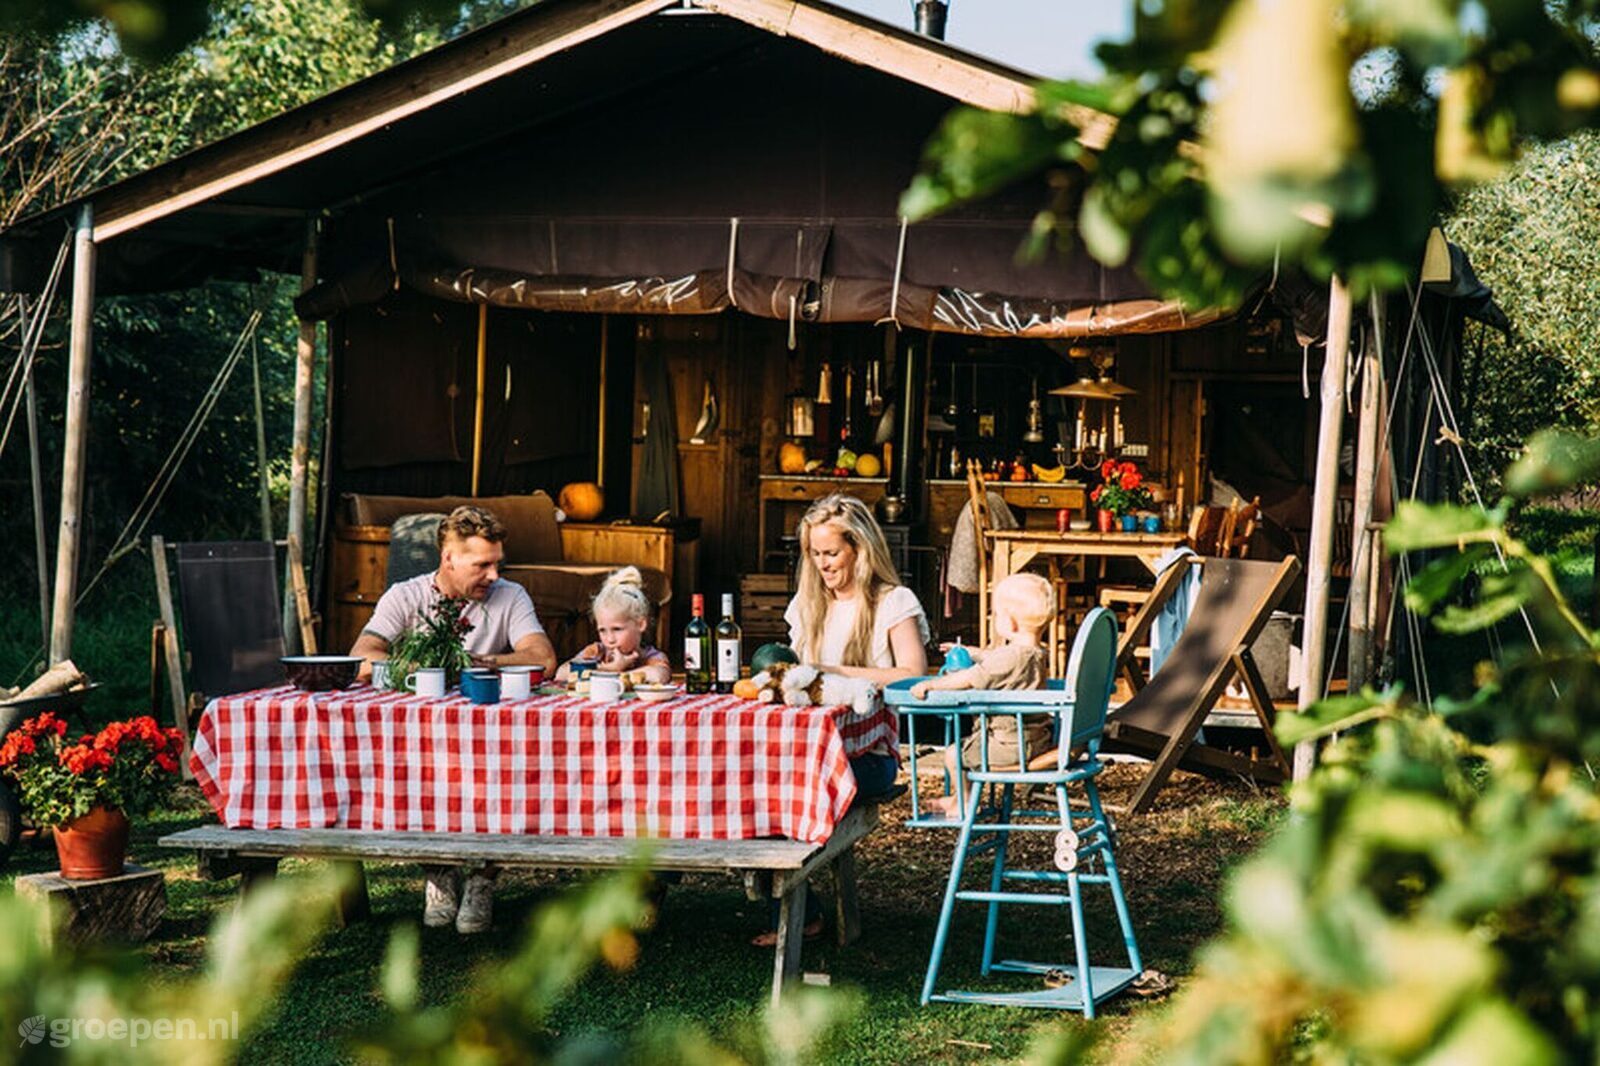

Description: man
[349,504,556,933]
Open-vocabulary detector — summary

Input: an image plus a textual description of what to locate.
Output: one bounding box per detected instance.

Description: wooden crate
[741,573,791,652]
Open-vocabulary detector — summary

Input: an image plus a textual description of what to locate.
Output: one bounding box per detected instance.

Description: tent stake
[49,205,95,663]
[284,219,317,653]
[1293,274,1352,781]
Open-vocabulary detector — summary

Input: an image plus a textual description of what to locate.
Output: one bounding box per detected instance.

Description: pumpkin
[778,442,808,474]
[558,481,605,521]
[732,678,761,700]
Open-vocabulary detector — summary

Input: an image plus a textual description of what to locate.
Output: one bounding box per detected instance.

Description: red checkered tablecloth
[189,686,897,844]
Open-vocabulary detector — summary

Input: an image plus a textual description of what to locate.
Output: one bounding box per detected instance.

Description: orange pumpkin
[558,482,605,521]
[778,442,808,474]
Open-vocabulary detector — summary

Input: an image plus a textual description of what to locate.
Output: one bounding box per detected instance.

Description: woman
[754,494,929,946]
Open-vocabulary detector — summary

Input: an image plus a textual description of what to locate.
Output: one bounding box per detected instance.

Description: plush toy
[750,661,881,716]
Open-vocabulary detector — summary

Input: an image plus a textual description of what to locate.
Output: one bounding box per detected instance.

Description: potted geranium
[1090,459,1155,532]
[0,712,185,879]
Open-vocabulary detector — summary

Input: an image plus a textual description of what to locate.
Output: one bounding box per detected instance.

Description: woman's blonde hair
[592,566,653,627]
[792,494,902,667]
[992,572,1054,634]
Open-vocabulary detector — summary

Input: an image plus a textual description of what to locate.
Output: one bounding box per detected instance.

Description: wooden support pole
[596,313,608,487]
[250,335,273,542]
[151,535,194,779]
[284,220,317,653]
[1348,292,1384,690]
[1293,274,1352,781]
[49,205,94,664]
[471,302,487,495]
[18,295,52,650]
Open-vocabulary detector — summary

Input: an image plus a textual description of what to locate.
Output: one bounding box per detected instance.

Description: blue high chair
[884,608,1142,1016]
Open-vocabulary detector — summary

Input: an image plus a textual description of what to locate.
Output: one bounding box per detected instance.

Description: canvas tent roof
[0,0,1211,337]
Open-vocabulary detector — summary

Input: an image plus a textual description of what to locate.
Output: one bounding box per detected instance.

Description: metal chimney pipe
[914,0,947,40]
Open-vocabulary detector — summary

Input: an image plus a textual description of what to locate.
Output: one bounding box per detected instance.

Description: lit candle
[1074,405,1084,450]
[1114,405,1124,449]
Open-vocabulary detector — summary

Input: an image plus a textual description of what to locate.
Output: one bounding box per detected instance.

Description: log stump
[15,864,166,946]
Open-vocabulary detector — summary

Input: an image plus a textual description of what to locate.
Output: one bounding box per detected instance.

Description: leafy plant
[1084,430,1600,1063]
[385,594,474,688]
[0,712,184,826]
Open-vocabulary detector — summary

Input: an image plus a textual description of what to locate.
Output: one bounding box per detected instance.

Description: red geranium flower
[1121,472,1142,491]
[1101,459,1118,480]
[1090,485,1103,502]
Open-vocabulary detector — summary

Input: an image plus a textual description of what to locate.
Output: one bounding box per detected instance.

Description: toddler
[555,566,672,684]
[912,572,1053,818]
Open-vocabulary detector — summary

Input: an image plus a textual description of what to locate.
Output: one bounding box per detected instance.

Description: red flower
[1090,485,1103,503]
[1119,461,1138,476]
[155,753,179,774]
[1120,472,1142,491]
[1100,459,1117,481]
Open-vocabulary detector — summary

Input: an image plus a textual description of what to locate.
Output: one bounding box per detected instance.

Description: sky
[828,0,1132,79]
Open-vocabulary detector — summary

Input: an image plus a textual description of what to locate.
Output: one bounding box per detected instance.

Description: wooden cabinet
[757,476,889,567]
[925,480,1088,544]
[560,522,674,577]
[997,483,1086,516]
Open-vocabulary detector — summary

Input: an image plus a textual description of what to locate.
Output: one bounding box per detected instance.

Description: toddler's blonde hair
[592,566,653,626]
[992,573,1054,635]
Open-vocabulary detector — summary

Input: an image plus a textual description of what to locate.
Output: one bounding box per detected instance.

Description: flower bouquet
[0,712,185,878]
[384,594,475,690]
[1090,459,1155,520]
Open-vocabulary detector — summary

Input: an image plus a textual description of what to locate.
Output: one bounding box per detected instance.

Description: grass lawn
[1,766,1282,1064]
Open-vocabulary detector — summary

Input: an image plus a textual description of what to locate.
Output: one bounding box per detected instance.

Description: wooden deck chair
[1101,555,1301,814]
[964,459,995,643]
[1187,505,1230,556]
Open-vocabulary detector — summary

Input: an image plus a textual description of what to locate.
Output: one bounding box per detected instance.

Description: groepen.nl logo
[18,1012,239,1047]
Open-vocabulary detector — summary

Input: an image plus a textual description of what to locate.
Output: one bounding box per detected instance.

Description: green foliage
[386,596,476,688]
[1087,435,1600,1063]
[1447,132,1600,472]
[902,0,1600,310]
[0,713,184,827]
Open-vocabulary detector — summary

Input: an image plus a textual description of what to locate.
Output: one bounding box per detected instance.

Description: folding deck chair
[1103,555,1301,814]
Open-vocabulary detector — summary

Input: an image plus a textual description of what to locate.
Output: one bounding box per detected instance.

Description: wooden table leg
[238,857,279,904]
[831,847,861,947]
[770,878,808,1007]
[334,860,370,926]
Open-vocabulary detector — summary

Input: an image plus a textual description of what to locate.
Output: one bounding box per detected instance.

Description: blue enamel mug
[460,668,501,704]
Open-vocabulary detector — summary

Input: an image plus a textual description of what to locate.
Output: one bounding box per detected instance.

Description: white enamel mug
[588,673,623,703]
[370,660,391,689]
[405,668,447,698]
[500,666,537,700]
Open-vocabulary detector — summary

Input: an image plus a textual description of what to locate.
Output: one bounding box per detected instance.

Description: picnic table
[163,685,900,1002]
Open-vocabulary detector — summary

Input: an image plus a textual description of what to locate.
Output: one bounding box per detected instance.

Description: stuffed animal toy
[750,661,881,716]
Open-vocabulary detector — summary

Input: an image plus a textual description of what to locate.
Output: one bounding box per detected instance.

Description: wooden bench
[159,793,898,1005]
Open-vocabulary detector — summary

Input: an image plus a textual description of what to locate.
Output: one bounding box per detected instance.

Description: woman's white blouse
[784,585,930,668]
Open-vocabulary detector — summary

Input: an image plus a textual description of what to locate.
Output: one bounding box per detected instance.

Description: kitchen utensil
[877,495,906,523]
[867,360,884,416]
[589,673,623,703]
[499,665,541,700]
[690,378,719,444]
[816,361,832,404]
[283,655,362,692]
[873,401,896,445]
[634,683,680,703]
[843,366,854,439]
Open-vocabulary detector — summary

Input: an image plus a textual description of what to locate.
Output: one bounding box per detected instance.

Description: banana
[1032,463,1067,483]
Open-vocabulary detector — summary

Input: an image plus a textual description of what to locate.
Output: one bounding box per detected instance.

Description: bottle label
[716,639,740,681]
[684,638,702,672]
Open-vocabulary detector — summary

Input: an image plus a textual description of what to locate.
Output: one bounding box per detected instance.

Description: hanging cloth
[634,342,680,519]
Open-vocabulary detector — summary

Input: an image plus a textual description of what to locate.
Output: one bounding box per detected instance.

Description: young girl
[555,566,672,684]
[912,572,1053,818]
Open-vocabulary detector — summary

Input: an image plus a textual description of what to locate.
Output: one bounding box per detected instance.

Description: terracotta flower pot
[1096,508,1116,533]
[54,806,130,880]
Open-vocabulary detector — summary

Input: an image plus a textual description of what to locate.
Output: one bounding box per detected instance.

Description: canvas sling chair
[151,537,315,776]
[1100,555,1302,815]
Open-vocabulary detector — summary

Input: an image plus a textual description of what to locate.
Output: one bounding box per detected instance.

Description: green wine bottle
[684,593,712,694]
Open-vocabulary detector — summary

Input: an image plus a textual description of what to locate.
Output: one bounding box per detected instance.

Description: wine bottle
[714,592,742,693]
[684,594,712,694]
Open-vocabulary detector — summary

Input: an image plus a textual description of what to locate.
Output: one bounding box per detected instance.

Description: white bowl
[634,685,680,703]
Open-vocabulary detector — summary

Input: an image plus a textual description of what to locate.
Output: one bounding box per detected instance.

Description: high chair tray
[883,677,1076,708]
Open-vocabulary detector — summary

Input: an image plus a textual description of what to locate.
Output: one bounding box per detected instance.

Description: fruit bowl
[282,656,363,692]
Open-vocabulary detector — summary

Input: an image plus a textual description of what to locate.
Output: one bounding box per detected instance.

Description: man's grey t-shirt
[363,574,543,656]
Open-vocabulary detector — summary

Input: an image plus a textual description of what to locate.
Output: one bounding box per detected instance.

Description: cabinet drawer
[760,478,887,504]
[999,485,1085,511]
